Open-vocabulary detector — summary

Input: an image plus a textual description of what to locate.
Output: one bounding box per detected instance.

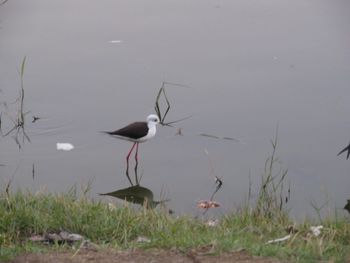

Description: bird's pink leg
[134,143,140,185]
[135,142,139,162]
[126,142,137,162]
[126,142,136,177]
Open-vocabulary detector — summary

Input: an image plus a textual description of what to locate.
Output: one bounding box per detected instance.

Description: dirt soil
[10,248,287,263]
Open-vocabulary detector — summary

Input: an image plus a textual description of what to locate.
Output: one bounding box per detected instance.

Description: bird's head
[147,114,160,125]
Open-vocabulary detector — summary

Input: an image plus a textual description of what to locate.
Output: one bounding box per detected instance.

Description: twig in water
[204,149,223,201]
[32,163,35,181]
[0,0,9,6]
[32,116,40,123]
[154,81,191,127]
[200,149,224,215]
[2,56,31,148]
[199,133,243,143]
[211,176,223,201]
[337,141,350,160]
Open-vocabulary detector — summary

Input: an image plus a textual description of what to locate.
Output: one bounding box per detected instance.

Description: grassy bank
[1,137,350,262]
[0,188,349,262]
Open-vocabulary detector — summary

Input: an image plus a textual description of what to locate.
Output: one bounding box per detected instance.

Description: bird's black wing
[105,122,148,140]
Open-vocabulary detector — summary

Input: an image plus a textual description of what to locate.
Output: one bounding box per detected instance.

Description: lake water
[1,0,350,218]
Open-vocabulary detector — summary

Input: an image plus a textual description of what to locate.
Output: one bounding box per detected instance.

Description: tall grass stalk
[253,127,290,223]
[1,56,31,148]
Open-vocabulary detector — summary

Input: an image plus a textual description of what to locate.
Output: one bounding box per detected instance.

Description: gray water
[1,0,350,218]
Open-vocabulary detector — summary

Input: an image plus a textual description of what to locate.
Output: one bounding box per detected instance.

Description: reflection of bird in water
[103,114,160,164]
[337,142,350,159]
[344,200,350,214]
[100,185,169,209]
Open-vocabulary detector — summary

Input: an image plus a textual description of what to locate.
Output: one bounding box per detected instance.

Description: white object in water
[109,40,123,44]
[56,143,74,151]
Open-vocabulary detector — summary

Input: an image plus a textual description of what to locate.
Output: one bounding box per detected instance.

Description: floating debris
[197,200,221,209]
[56,142,74,151]
[109,40,123,44]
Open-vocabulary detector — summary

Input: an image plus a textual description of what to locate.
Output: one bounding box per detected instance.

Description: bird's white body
[142,118,157,141]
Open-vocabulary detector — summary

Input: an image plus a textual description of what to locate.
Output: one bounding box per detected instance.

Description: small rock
[205,219,219,227]
[29,235,46,242]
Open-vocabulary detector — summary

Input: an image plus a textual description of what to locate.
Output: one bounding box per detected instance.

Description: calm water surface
[1,0,350,218]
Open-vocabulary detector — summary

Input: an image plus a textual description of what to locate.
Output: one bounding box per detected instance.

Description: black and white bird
[103,114,160,164]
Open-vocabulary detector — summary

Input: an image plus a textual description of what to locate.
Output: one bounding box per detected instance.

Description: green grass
[0,189,349,262]
[1,132,349,262]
